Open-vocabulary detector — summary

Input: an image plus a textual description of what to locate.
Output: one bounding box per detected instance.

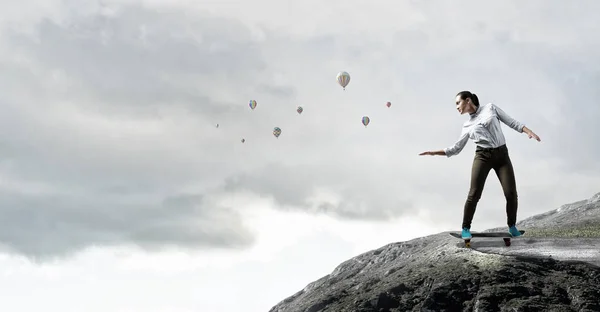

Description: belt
[476,144,507,152]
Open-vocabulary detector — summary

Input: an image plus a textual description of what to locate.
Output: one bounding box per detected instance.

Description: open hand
[522,126,541,142]
[527,131,541,142]
[419,151,434,156]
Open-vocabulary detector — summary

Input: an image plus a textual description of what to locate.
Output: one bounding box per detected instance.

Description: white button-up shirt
[444,103,525,157]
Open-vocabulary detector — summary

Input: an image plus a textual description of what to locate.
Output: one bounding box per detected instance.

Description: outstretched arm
[493,104,541,141]
[419,150,446,156]
[420,130,469,157]
[493,104,525,133]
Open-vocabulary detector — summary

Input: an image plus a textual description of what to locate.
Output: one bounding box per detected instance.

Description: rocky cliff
[269,193,600,312]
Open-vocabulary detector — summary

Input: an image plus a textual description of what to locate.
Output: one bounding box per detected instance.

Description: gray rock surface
[487,191,600,235]
[269,193,600,312]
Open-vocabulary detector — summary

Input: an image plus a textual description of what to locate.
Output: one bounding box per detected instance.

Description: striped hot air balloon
[336,71,351,90]
[362,116,370,127]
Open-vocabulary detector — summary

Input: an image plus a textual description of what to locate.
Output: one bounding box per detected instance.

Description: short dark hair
[456,91,480,107]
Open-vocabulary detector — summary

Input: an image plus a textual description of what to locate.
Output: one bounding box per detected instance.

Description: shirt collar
[469,104,482,116]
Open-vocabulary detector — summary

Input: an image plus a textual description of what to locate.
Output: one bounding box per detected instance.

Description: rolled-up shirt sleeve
[493,104,525,133]
[444,129,469,158]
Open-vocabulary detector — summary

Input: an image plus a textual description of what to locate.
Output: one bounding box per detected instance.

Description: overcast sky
[1,0,599,311]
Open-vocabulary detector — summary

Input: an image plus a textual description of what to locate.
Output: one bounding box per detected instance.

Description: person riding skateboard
[419,91,541,239]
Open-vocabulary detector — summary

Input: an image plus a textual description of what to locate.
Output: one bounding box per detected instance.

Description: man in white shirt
[419,91,541,239]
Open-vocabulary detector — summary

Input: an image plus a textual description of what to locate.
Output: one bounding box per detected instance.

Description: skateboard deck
[449,230,525,248]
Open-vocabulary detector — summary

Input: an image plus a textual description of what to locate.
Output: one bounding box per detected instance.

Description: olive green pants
[462,144,518,229]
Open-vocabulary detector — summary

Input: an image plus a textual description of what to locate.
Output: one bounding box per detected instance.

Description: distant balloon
[249,100,257,110]
[386,102,391,108]
[297,106,303,114]
[362,116,370,127]
[273,127,281,138]
[216,123,219,128]
[336,71,351,90]
[241,138,245,143]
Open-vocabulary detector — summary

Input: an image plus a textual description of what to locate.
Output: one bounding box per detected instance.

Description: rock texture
[269,193,600,312]
[487,192,600,235]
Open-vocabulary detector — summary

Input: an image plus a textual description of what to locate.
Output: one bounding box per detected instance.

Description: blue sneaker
[508,226,521,237]
[461,227,472,239]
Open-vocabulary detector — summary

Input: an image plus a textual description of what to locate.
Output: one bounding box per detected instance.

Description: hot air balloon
[273,127,281,138]
[249,100,257,110]
[336,71,351,90]
[297,106,303,114]
[216,123,219,128]
[362,116,370,127]
[386,102,391,108]
[241,138,245,143]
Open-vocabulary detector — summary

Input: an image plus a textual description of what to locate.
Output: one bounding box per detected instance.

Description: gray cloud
[546,70,600,174]
[255,83,295,98]
[1,1,600,259]
[6,7,268,114]
[0,5,277,258]
[0,191,253,260]
[224,161,416,221]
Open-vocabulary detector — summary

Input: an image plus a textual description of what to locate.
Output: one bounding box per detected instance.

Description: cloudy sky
[1,0,599,311]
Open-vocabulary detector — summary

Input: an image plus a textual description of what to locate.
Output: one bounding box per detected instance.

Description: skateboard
[449,230,525,248]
